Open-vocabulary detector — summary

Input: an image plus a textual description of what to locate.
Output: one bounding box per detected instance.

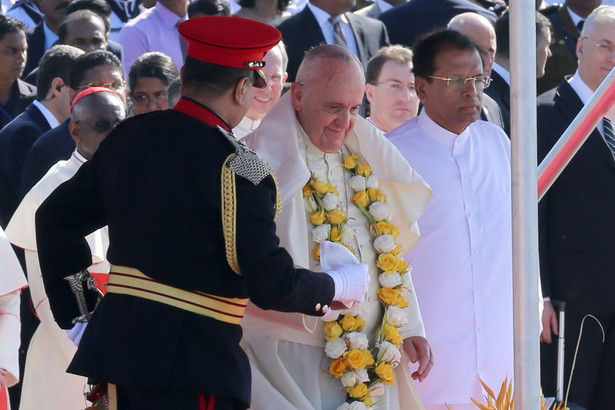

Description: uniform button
[322,305,329,313]
[315,303,321,311]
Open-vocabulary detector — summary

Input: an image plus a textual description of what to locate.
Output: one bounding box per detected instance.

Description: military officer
[35,16,369,410]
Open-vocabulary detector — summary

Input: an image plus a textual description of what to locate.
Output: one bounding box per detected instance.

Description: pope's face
[291,58,364,153]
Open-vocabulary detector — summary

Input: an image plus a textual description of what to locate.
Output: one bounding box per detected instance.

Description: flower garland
[303,154,414,410]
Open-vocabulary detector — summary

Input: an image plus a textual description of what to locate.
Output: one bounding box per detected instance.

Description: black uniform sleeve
[234,172,334,315]
[35,158,106,328]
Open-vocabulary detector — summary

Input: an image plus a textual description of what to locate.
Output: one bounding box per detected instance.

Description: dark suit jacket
[24,21,46,80]
[20,119,74,197]
[485,70,510,136]
[537,80,615,313]
[276,6,390,82]
[480,93,504,130]
[0,102,50,227]
[537,4,579,95]
[379,0,496,48]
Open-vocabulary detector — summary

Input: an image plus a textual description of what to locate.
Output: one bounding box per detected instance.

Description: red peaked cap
[70,86,121,114]
[178,16,281,70]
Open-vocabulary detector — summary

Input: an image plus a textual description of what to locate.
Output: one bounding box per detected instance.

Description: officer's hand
[540,300,558,344]
[403,336,433,382]
[326,262,370,307]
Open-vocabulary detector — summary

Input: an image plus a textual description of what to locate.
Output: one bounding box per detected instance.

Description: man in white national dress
[242,44,433,410]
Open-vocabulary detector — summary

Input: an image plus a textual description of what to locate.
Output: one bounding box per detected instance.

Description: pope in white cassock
[0,226,27,410]
[5,88,125,410]
[385,30,513,409]
[242,45,434,410]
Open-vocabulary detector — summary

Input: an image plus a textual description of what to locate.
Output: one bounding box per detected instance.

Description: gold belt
[106,265,248,325]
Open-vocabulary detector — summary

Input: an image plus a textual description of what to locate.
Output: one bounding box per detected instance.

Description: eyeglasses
[582,37,615,56]
[374,79,416,95]
[428,74,491,89]
[131,91,168,106]
[77,81,125,92]
[75,118,122,133]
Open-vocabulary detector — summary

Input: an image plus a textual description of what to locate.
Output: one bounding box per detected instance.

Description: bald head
[448,12,496,76]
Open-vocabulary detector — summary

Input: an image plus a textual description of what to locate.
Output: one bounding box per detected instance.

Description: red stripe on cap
[70,86,121,114]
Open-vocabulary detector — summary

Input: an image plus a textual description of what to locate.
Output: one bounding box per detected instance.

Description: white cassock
[242,93,432,410]
[386,111,514,409]
[232,116,261,140]
[5,151,109,410]
[0,226,27,409]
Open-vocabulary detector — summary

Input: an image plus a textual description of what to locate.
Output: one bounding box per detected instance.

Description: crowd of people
[0,0,614,409]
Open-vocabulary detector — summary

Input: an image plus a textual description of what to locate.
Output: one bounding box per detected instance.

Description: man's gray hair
[71,91,124,122]
[582,5,615,38]
[275,40,289,73]
[295,44,365,85]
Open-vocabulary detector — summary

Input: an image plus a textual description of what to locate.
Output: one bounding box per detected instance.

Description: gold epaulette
[219,127,282,275]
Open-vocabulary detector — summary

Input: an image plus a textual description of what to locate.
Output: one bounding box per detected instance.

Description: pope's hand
[540,300,558,344]
[403,336,433,382]
[326,262,370,307]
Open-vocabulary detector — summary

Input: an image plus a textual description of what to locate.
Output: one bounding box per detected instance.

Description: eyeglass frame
[131,90,169,106]
[76,81,126,92]
[427,74,492,89]
[582,36,615,56]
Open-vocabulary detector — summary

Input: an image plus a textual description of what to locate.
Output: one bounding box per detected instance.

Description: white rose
[379,272,402,288]
[336,403,351,410]
[368,383,385,397]
[322,309,341,322]
[312,224,331,243]
[348,175,366,192]
[305,195,317,212]
[369,202,391,222]
[385,305,408,327]
[355,368,370,382]
[325,338,348,359]
[345,332,369,350]
[342,225,355,243]
[349,402,368,410]
[347,302,369,317]
[401,272,413,290]
[378,341,402,366]
[366,174,380,189]
[373,234,396,253]
[341,371,358,387]
[322,192,340,211]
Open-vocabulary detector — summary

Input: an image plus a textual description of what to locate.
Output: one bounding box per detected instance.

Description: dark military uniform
[35,97,335,409]
[538,4,581,95]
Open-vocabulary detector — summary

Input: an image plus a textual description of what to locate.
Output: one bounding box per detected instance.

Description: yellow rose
[378,193,387,202]
[354,316,366,331]
[326,183,339,195]
[312,243,320,261]
[391,243,402,255]
[378,287,399,305]
[377,253,401,273]
[330,226,343,242]
[345,243,356,254]
[326,209,347,224]
[302,184,312,197]
[362,395,374,406]
[375,221,394,235]
[356,164,372,177]
[384,324,403,347]
[397,293,409,308]
[362,349,374,365]
[347,383,369,399]
[311,180,329,195]
[397,259,409,273]
[339,314,359,331]
[324,321,343,341]
[344,154,357,170]
[367,188,381,202]
[391,225,400,239]
[345,349,368,370]
[352,191,369,208]
[375,362,395,385]
[330,358,347,377]
[309,210,326,225]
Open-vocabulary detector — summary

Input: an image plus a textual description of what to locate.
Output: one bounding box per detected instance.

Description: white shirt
[306,3,359,58]
[232,115,260,140]
[492,61,510,86]
[569,70,608,136]
[32,100,60,129]
[386,111,513,408]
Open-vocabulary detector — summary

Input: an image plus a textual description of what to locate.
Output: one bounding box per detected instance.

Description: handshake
[320,241,371,308]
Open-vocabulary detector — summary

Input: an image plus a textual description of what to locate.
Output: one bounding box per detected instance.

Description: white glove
[66,321,88,346]
[320,241,370,306]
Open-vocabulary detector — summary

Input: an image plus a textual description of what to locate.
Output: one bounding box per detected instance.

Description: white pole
[509,1,541,409]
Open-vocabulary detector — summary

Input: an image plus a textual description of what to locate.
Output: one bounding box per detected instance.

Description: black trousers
[114,385,247,410]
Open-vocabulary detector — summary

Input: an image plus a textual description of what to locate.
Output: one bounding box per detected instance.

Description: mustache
[55,3,67,11]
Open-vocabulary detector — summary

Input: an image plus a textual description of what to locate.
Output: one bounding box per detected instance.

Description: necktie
[602,118,615,159]
[329,15,347,48]
[577,20,585,33]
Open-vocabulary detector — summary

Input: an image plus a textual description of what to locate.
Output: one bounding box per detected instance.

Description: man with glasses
[538,6,615,409]
[233,41,287,139]
[386,29,513,409]
[5,86,124,409]
[364,45,420,133]
[20,49,125,197]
